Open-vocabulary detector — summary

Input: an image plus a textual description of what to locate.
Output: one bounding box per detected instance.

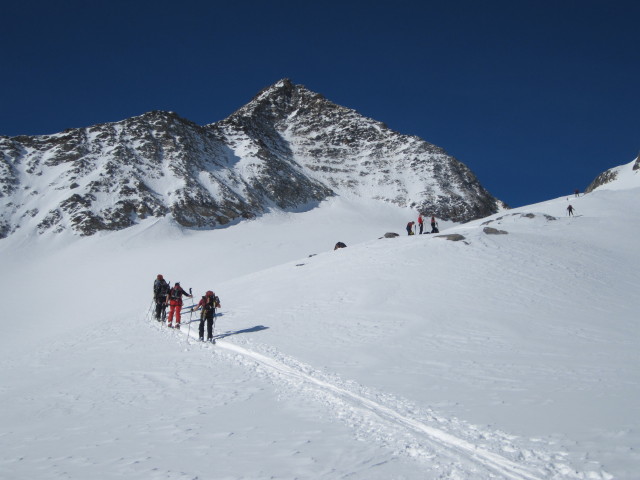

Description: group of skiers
[403,203,578,235]
[407,215,439,235]
[152,274,221,343]
[403,203,578,236]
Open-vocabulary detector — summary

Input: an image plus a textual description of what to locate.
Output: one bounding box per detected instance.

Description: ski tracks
[209,338,589,479]
[153,318,603,479]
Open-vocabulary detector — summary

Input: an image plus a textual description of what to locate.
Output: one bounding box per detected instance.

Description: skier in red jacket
[166,282,192,329]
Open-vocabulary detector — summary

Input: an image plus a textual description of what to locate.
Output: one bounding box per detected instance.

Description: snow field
[1,176,639,478]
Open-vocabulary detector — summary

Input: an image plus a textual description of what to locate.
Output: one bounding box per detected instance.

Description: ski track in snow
[151,315,592,480]
[217,341,543,480]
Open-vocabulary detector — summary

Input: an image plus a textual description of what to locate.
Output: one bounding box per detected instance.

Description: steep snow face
[0,79,502,239]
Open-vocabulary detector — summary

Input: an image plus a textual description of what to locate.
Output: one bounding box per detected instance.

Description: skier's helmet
[206,290,213,296]
[157,274,163,280]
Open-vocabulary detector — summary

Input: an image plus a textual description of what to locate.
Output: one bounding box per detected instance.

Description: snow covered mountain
[0,157,638,479]
[0,79,504,238]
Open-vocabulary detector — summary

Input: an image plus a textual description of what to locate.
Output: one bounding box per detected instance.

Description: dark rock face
[585,153,639,194]
[215,79,504,222]
[585,168,619,194]
[0,79,504,238]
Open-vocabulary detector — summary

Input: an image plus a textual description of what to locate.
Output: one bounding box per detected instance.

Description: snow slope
[594,158,640,191]
[0,162,638,479]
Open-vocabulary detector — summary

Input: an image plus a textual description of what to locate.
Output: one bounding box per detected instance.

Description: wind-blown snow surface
[1,169,639,478]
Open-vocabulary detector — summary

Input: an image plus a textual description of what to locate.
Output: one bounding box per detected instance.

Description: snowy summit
[0,79,503,239]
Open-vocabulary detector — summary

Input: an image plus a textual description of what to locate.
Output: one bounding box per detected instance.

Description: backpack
[154,279,169,296]
[202,296,212,313]
[170,286,182,300]
[202,295,220,313]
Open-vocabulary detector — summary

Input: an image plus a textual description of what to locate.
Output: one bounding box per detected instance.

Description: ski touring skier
[153,274,170,322]
[430,215,439,233]
[418,214,424,234]
[166,282,193,329]
[567,204,575,216]
[194,290,221,342]
[406,221,415,235]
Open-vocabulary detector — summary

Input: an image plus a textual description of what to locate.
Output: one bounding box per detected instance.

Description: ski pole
[146,299,154,321]
[181,291,196,313]
[186,288,194,343]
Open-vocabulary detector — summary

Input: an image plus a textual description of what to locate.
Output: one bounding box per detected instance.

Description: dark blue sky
[2,0,638,207]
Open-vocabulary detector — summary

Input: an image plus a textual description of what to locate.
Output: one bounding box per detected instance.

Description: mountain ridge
[1,79,505,238]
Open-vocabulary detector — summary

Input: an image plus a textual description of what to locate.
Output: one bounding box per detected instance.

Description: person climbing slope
[194,290,221,342]
[166,282,192,329]
[430,215,439,233]
[153,274,170,321]
[406,221,415,235]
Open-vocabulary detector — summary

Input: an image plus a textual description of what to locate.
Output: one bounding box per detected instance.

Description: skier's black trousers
[199,311,215,339]
[155,299,167,320]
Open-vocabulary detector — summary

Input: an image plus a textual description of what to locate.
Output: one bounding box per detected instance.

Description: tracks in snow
[152,317,585,479]
[213,339,548,480]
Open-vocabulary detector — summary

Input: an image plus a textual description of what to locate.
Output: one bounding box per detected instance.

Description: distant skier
[194,290,221,342]
[166,282,192,329]
[406,221,415,235]
[417,214,424,234]
[574,189,580,198]
[430,216,439,233]
[153,274,170,321]
[567,205,575,216]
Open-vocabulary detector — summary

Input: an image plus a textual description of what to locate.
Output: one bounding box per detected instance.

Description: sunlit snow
[0,159,638,479]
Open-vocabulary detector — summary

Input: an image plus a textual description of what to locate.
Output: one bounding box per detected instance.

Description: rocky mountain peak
[0,80,505,239]
[224,78,332,127]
